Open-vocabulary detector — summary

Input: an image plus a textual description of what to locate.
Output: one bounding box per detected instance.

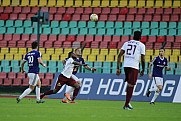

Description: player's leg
[16,73,36,103]
[36,77,45,103]
[150,77,163,104]
[146,79,158,97]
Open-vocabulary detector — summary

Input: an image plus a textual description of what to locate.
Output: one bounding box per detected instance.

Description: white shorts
[28,73,40,86]
[153,77,163,86]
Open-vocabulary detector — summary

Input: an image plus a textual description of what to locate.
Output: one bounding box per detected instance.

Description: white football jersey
[121,40,145,70]
[61,58,74,78]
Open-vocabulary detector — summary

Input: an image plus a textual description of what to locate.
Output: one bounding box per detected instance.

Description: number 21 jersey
[121,40,145,70]
[24,50,41,74]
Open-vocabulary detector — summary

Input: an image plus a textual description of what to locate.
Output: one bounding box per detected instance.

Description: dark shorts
[55,74,76,91]
[124,67,139,85]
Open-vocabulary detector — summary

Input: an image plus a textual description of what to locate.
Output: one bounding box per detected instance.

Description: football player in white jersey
[116,31,146,110]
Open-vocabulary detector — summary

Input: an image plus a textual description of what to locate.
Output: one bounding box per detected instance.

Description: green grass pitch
[0,98,181,121]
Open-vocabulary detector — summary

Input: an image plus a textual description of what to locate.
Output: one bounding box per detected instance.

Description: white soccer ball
[90,14,98,21]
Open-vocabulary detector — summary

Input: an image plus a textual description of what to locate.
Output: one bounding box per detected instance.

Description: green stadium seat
[105,22,114,28]
[48,61,57,67]
[5,20,14,27]
[43,28,51,34]
[133,22,140,29]
[0,20,5,27]
[39,66,48,73]
[115,22,123,28]
[142,29,150,36]
[106,29,114,35]
[97,22,105,28]
[0,27,6,34]
[168,29,176,35]
[69,21,77,28]
[87,22,96,28]
[57,61,64,72]
[124,29,132,35]
[159,29,167,36]
[60,21,68,28]
[169,22,177,29]
[97,28,106,35]
[175,68,181,75]
[48,67,57,73]
[151,29,159,36]
[178,22,181,29]
[15,20,22,27]
[15,27,24,34]
[150,22,158,29]
[86,61,93,67]
[52,28,60,34]
[51,21,59,28]
[7,27,15,34]
[88,28,97,35]
[61,28,69,35]
[124,22,132,28]
[1,60,9,67]
[141,22,149,29]
[115,29,123,36]
[79,28,88,35]
[2,66,11,72]
[159,22,167,29]
[102,68,111,73]
[23,20,32,27]
[10,60,19,67]
[178,29,181,35]
[70,28,78,35]
[12,66,20,73]
[25,27,33,34]
[78,21,86,28]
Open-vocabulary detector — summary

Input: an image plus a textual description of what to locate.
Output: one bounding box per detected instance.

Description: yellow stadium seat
[146,50,153,56]
[42,54,50,60]
[145,56,151,62]
[119,1,128,7]
[46,48,55,54]
[0,54,4,60]
[1,48,9,54]
[173,0,181,8]
[10,48,18,54]
[38,0,47,7]
[91,49,100,55]
[55,48,63,54]
[100,49,108,55]
[56,0,65,7]
[30,0,38,6]
[74,0,82,7]
[164,0,172,8]
[110,1,118,7]
[2,0,10,6]
[47,0,56,7]
[39,48,46,54]
[179,56,181,62]
[155,1,163,8]
[83,48,91,55]
[60,54,68,60]
[20,0,29,6]
[82,55,87,61]
[83,0,91,7]
[51,54,60,61]
[101,0,110,7]
[137,0,145,8]
[18,48,27,55]
[170,55,178,63]
[164,49,172,56]
[97,55,105,62]
[5,53,14,60]
[92,0,100,7]
[172,49,180,56]
[106,55,115,62]
[154,50,159,55]
[28,48,32,52]
[109,49,118,56]
[11,0,20,6]
[87,55,96,61]
[64,0,74,7]
[146,0,154,8]
[64,48,73,54]
[128,0,137,8]
[14,54,23,60]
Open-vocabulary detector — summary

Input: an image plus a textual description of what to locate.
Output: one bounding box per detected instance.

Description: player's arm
[148,62,152,75]
[165,66,171,71]
[62,60,66,65]
[72,61,87,66]
[84,65,96,72]
[21,60,26,73]
[116,49,125,76]
[140,54,145,76]
[38,58,46,67]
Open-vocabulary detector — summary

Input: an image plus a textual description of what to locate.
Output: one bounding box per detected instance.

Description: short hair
[32,41,38,49]
[68,51,73,58]
[133,31,141,40]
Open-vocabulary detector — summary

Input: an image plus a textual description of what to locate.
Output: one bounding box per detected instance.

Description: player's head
[159,48,165,56]
[74,48,82,58]
[32,41,38,49]
[133,31,141,41]
[68,51,73,58]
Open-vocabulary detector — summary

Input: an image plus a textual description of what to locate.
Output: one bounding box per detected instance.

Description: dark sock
[72,87,80,101]
[43,90,54,96]
[125,86,134,107]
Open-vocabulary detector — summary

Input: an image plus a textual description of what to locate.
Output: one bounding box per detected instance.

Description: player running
[16,41,46,103]
[116,31,145,110]
[146,48,171,104]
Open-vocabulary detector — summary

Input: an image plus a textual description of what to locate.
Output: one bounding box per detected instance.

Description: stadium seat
[21,78,29,86]
[143,15,152,21]
[78,21,86,28]
[173,8,181,14]
[3,79,12,86]
[41,79,50,86]
[17,72,25,79]
[88,28,97,35]
[97,55,105,62]
[9,14,18,20]
[170,15,179,22]
[79,28,88,35]
[162,15,170,22]
[117,15,126,21]
[110,1,118,7]
[84,7,92,14]
[108,15,117,21]
[0,72,7,79]
[119,1,128,7]
[13,78,22,86]
[135,15,143,21]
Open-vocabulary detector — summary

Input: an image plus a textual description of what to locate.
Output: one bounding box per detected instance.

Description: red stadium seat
[155,8,163,14]
[22,78,29,86]
[157,36,165,43]
[145,42,153,49]
[109,42,117,48]
[8,40,17,47]
[67,35,76,42]
[84,8,92,14]
[173,8,181,14]
[117,41,124,48]
[3,79,12,86]
[103,36,111,42]
[135,15,143,21]
[175,36,181,42]
[120,8,128,15]
[0,7,4,13]
[54,14,62,21]
[17,72,25,79]
[153,15,161,21]
[93,7,102,14]
[39,73,45,79]
[49,7,57,14]
[140,36,147,43]
[63,41,72,48]
[148,36,156,42]
[95,36,102,42]
[57,7,66,14]
[75,7,83,14]
[49,35,57,41]
[27,14,34,20]
[143,15,152,21]
[0,72,7,79]
[129,8,137,14]
[14,7,22,13]
[22,7,30,14]
[166,36,174,42]
[108,15,117,21]
[147,8,155,14]
[121,36,129,42]
[31,7,40,14]
[45,73,53,80]
[81,14,89,21]
[112,36,120,42]
[138,8,146,14]
[17,41,26,47]
[0,79,3,86]
[9,13,18,20]
[117,15,126,21]
[8,72,16,79]
[126,15,135,21]
[26,40,32,47]
[164,42,172,49]
[0,34,3,40]
[49,14,53,21]
[44,41,53,48]
[40,35,48,42]
[76,35,85,42]
[172,42,180,49]
[66,7,75,14]
[111,8,120,14]
[164,8,172,14]
[22,34,30,41]
[13,34,20,41]
[170,15,179,22]
[30,34,37,41]
[58,35,66,41]
[18,14,26,20]
[99,14,108,21]
[99,41,108,48]
[85,35,94,42]
[162,15,170,22]
[13,78,22,86]
[41,79,50,86]
[91,41,99,48]
[4,6,13,13]
[0,40,8,47]
[72,14,81,21]
[63,14,71,21]
[102,8,110,14]
[0,13,9,20]
[4,34,12,41]
[154,43,162,49]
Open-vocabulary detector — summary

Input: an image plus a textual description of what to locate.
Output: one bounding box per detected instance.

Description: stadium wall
[49,73,181,103]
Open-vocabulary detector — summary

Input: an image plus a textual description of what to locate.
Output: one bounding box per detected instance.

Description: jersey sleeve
[151,57,157,64]
[140,43,146,55]
[81,57,85,64]
[37,51,41,59]
[165,58,168,67]
[23,54,28,61]
[121,42,127,51]
[67,58,74,64]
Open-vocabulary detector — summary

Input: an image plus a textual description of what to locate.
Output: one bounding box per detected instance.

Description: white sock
[36,86,40,101]
[149,87,158,92]
[19,88,32,99]
[151,91,160,102]
[63,87,75,100]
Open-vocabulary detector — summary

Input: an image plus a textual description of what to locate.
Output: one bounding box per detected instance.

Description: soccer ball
[90,14,98,21]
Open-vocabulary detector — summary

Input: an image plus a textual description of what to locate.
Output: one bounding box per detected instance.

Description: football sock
[72,87,80,101]
[64,87,74,100]
[19,88,32,99]
[151,91,160,102]
[43,90,54,96]
[36,86,40,101]
[125,86,134,107]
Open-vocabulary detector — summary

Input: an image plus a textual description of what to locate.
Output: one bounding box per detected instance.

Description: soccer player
[146,48,171,104]
[62,48,96,103]
[16,41,46,103]
[40,52,87,102]
[116,31,145,110]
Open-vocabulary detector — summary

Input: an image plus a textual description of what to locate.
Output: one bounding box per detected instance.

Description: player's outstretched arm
[73,61,87,66]
[165,66,171,71]
[84,65,96,72]
[38,58,46,67]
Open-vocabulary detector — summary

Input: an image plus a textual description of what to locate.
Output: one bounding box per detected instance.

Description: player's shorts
[71,74,79,82]
[153,77,163,86]
[124,67,139,85]
[28,73,40,86]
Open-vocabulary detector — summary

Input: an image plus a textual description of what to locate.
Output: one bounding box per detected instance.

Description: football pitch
[0,97,181,121]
